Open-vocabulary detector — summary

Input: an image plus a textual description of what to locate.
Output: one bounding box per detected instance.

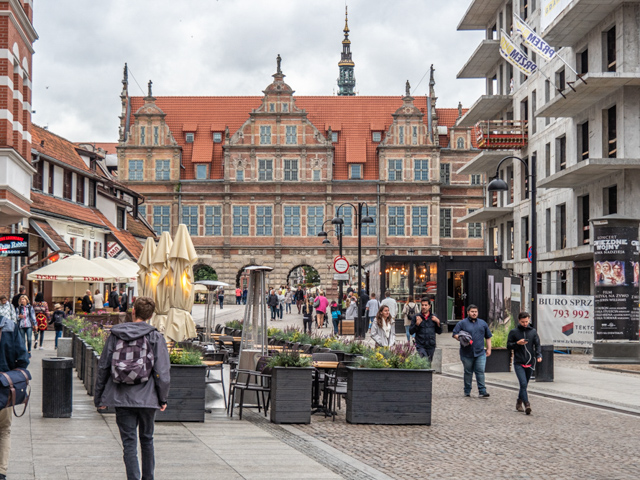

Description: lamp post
[487,155,537,328]
[331,203,374,339]
[318,220,344,306]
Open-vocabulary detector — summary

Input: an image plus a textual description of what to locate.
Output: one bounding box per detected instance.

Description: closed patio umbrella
[137,238,157,298]
[164,224,198,342]
[150,232,173,332]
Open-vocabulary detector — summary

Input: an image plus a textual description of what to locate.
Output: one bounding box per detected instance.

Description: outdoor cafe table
[311,361,339,416]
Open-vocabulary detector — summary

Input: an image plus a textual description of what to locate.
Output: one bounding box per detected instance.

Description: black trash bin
[42,357,73,418]
[535,345,554,382]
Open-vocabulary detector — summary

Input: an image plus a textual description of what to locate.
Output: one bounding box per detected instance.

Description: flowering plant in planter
[356,344,430,370]
[224,319,243,330]
[267,351,312,368]
[169,348,203,365]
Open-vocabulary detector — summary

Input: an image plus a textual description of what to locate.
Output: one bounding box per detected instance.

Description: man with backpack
[94,297,170,480]
[402,296,420,343]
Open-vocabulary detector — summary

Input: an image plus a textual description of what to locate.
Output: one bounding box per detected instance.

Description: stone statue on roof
[148,80,153,97]
[276,54,282,75]
[405,80,411,97]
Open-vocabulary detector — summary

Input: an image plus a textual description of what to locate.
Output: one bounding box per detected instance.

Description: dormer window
[186,133,194,143]
[457,137,465,149]
[372,132,382,142]
[140,126,145,145]
[398,126,405,145]
[282,103,288,113]
[331,132,338,143]
[213,132,222,143]
[154,126,159,145]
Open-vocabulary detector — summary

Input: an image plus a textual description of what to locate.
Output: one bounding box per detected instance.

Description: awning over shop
[29,219,74,255]
[27,255,118,282]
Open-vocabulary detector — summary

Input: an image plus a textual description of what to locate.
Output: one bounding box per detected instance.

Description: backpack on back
[111,336,155,385]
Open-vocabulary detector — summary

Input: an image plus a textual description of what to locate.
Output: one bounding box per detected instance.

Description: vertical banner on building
[537,295,593,347]
[513,14,556,61]
[592,217,640,340]
[499,30,538,77]
[487,270,521,330]
[541,0,572,33]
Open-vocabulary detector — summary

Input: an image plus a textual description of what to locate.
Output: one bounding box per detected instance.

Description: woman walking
[370,305,395,348]
[16,295,36,356]
[0,295,16,323]
[302,297,314,335]
[33,292,50,350]
[93,288,105,313]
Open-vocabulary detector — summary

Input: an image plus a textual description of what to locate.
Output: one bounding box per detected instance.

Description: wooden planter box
[341,320,355,335]
[346,367,433,425]
[83,344,95,395]
[270,367,313,424]
[484,348,512,373]
[94,354,115,414]
[156,364,206,422]
[75,338,86,381]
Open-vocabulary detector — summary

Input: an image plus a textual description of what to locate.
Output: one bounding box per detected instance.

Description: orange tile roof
[128,96,473,180]
[33,125,93,173]
[91,142,118,154]
[31,192,108,228]
[126,213,156,239]
[34,220,74,255]
[93,210,143,260]
[192,126,214,164]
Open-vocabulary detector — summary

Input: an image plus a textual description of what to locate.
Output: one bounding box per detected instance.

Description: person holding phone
[507,312,542,415]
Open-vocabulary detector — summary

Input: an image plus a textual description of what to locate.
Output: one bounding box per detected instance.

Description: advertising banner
[487,269,521,330]
[0,234,29,257]
[500,30,538,77]
[514,14,556,61]
[593,221,640,340]
[537,295,593,347]
[541,0,571,33]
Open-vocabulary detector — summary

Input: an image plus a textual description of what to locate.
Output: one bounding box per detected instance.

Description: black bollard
[42,357,73,417]
[535,345,554,382]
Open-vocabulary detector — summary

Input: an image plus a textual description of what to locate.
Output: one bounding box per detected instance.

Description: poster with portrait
[487,270,521,330]
[592,222,640,340]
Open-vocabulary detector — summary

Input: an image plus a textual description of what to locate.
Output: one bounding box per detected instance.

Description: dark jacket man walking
[409,298,441,361]
[94,297,170,480]
[507,312,542,415]
[452,304,492,398]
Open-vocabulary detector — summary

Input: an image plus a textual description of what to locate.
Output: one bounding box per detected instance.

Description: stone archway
[235,264,256,289]
[194,263,217,281]
[287,264,321,288]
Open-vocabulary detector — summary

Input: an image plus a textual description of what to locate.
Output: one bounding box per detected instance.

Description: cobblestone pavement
[295,374,640,480]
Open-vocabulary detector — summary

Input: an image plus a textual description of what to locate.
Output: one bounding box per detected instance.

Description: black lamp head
[331,217,344,225]
[487,177,509,192]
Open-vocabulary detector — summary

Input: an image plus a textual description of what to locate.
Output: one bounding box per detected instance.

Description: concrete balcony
[457,206,513,224]
[538,244,593,262]
[457,149,518,175]
[0,149,34,226]
[542,0,636,47]
[457,40,501,79]
[456,95,513,127]
[536,73,640,118]
[458,0,505,30]
[538,158,640,189]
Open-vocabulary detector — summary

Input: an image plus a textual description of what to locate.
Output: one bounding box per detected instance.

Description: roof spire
[429,64,436,96]
[337,5,356,96]
[122,63,128,87]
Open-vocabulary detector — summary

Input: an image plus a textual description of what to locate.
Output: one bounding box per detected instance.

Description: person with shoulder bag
[15,296,35,357]
[402,296,420,343]
[0,310,30,480]
[94,296,170,480]
[32,293,50,350]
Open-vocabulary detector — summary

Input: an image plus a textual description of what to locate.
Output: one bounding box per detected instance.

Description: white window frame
[260,126,271,145]
[388,159,403,181]
[283,206,301,236]
[307,206,324,236]
[182,206,199,235]
[284,159,298,181]
[153,206,170,234]
[414,159,429,181]
[256,206,273,236]
[128,160,143,181]
[155,160,170,181]
[388,206,405,236]
[232,206,249,236]
[258,159,273,181]
[412,206,429,236]
[205,206,222,236]
[285,126,297,145]
[196,164,208,180]
[362,206,376,236]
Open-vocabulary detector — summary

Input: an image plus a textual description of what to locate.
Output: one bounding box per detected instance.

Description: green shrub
[225,319,243,330]
[170,348,203,365]
[490,323,511,348]
[267,351,312,368]
[357,344,431,370]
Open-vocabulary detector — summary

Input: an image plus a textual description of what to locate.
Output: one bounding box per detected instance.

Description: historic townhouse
[456,0,640,299]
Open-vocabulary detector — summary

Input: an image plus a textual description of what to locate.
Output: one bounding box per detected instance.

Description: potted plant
[485,324,512,373]
[346,344,433,425]
[343,340,367,362]
[224,319,243,335]
[268,351,313,424]
[156,348,206,423]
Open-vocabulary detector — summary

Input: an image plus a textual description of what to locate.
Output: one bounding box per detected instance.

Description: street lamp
[487,155,537,328]
[332,202,374,339]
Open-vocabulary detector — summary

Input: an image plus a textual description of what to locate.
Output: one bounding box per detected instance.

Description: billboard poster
[593,223,640,340]
[537,295,593,347]
[487,269,521,330]
[541,0,571,32]
[0,234,29,257]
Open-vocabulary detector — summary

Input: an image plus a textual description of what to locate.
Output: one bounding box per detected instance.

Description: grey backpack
[111,336,155,385]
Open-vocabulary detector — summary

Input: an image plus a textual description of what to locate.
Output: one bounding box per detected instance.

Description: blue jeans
[460,353,487,395]
[332,317,340,335]
[20,327,33,353]
[286,302,292,314]
[514,363,533,403]
[55,330,62,348]
[405,326,415,342]
[368,316,375,330]
[270,305,277,320]
[115,407,157,480]
[218,296,224,309]
[278,305,283,319]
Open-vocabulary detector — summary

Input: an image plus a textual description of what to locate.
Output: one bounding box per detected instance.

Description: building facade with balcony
[455,0,640,299]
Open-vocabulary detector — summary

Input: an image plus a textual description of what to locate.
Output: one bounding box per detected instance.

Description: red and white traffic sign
[333,256,349,274]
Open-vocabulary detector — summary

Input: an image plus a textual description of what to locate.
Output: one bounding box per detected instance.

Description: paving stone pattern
[296,374,640,480]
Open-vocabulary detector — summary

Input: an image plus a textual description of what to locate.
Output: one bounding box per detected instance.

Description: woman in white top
[345,297,358,320]
[93,288,105,312]
[370,305,395,348]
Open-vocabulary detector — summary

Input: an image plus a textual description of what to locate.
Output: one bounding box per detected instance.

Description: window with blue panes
[412,206,429,236]
[336,205,353,236]
[414,159,429,181]
[260,126,271,145]
[155,160,170,180]
[196,164,208,180]
[283,159,298,181]
[236,169,244,181]
[388,206,405,236]
[307,206,324,236]
[138,205,146,219]
[205,206,222,236]
[153,206,170,234]
[388,159,402,181]
[398,126,404,144]
[283,206,300,236]
[361,206,376,236]
[140,126,145,145]
[256,206,272,236]
[258,159,273,181]
[233,206,249,236]
[440,208,452,237]
[182,206,198,235]
[285,126,297,145]
[128,160,143,181]
[468,209,482,238]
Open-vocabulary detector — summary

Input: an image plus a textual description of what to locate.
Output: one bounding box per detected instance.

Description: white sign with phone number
[537,294,594,347]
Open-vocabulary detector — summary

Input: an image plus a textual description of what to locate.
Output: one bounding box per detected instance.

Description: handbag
[0,329,32,417]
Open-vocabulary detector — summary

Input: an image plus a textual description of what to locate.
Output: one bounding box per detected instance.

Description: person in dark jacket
[109,286,119,312]
[0,309,29,480]
[301,297,314,334]
[49,303,66,348]
[119,288,129,312]
[10,286,26,310]
[507,312,542,415]
[452,305,492,398]
[94,297,170,480]
[409,298,442,360]
[294,286,305,314]
[267,289,279,320]
[81,290,93,313]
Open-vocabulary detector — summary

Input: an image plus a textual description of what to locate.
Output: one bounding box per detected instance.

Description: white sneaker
[39,347,44,350]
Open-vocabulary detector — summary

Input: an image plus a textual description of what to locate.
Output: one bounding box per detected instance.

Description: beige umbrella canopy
[137,238,157,298]
[150,232,173,332]
[164,224,198,342]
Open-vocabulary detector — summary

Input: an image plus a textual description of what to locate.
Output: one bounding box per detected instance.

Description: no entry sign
[334,256,349,274]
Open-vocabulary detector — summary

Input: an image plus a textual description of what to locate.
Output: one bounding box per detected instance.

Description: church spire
[337,6,356,96]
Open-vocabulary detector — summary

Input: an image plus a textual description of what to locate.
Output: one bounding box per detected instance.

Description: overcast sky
[31,0,484,142]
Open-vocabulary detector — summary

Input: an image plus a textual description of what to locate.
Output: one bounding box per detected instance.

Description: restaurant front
[366,255,503,329]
